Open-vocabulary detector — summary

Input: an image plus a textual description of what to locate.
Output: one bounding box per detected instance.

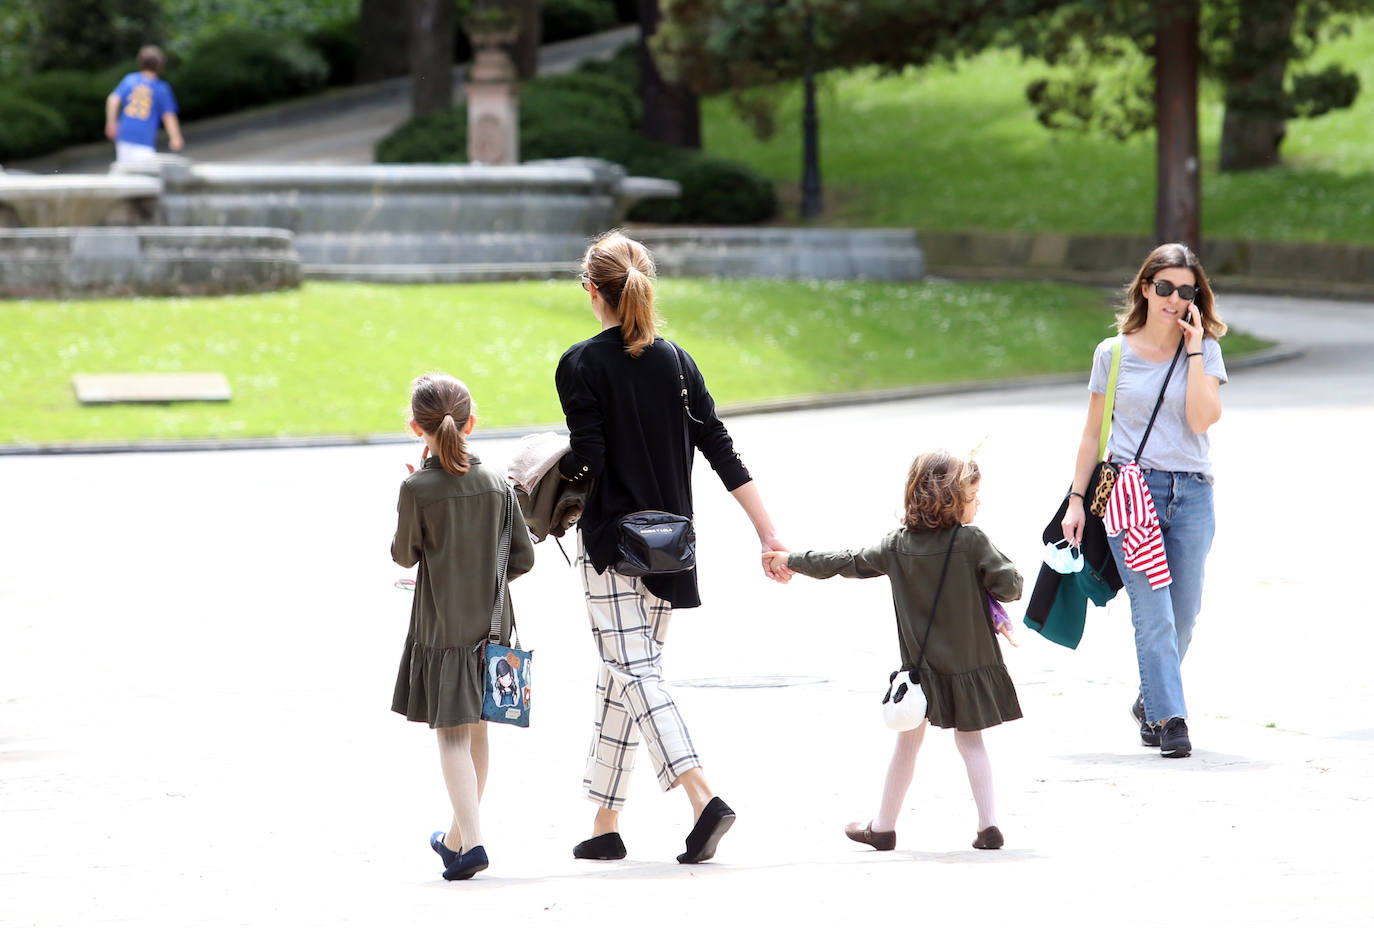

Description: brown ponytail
[582,230,660,357]
[410,373,473,476]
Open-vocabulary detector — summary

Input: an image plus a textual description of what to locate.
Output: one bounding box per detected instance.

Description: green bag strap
[1097,336,1122,462]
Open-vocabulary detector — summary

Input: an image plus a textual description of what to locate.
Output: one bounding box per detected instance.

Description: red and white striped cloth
[1102,461,1172,589]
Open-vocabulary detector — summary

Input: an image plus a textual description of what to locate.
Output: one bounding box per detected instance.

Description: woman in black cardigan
[555,231,790,865]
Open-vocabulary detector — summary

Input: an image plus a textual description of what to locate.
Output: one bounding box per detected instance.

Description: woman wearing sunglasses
[1060,243,1228,759]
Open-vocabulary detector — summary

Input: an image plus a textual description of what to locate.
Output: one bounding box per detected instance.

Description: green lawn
[702,17,1374,244]
[0,279,1269,445]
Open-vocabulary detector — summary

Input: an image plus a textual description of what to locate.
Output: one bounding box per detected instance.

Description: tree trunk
[635,0,701,148]
[512,0,540,80]
[1153,1,1201,251]
[357,0,411,83]
[1218,0,1298,172]
[409,0,456,116]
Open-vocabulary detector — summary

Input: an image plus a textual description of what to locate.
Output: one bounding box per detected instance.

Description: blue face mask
[1044,540,1084,574]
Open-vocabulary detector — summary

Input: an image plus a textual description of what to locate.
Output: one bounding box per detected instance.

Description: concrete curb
[0,344,1303,457]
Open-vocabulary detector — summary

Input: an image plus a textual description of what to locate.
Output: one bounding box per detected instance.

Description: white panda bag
[881,525,960,732]
[881,669,927,731]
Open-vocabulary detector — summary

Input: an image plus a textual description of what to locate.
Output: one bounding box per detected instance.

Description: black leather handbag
[613,342,702,577]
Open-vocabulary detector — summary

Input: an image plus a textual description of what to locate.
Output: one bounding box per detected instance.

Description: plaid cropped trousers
[578,540,701,810]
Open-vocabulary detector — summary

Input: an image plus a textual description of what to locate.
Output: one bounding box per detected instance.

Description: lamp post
[800,12,822,220]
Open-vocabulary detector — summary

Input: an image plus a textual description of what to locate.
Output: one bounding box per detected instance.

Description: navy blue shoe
[443,845,489,881]
[1132,695,1161,748]
[430,831,459,870]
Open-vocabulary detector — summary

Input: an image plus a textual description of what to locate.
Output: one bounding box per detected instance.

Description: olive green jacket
[790,524,1024,730]
[392,455,536,649]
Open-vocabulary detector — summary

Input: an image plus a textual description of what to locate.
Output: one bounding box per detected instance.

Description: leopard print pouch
[1088,461,1118,517]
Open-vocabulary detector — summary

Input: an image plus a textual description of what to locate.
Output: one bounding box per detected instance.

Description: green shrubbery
[376,46,777,224]
[0,92,68,161]
[541,0,620,43]
[168,28,330,121]
[8,69,111,147]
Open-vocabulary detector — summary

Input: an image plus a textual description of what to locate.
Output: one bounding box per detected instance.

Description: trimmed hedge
[12,69,110,146]
[376,80,777,225]
[167,27,329,121]
[0,93,68,161]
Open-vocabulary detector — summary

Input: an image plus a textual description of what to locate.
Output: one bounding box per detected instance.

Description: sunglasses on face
[580,274,592,291]
[1149,279,1199,302]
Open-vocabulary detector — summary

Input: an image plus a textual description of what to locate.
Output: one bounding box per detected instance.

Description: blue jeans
[1106,470,1215,724]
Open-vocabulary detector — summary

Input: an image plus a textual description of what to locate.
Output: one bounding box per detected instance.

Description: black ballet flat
[676,797,736,864]
[573,832,627,860]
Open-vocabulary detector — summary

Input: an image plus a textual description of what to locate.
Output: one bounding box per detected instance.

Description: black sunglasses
[1149,279,1199,302]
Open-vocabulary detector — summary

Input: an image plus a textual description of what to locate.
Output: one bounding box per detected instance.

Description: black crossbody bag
[613,342,702,577]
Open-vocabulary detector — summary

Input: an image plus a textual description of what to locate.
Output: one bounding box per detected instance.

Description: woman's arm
[1180,311,1222,433]
[554,352,604,481]
[1062,391,1105,548]
[730,480,792,581]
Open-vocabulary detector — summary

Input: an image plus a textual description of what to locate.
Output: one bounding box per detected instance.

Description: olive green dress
[391,455,536,728]
[789,524,1023,731]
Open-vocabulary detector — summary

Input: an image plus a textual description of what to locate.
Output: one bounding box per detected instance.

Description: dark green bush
[12,69,109,146]
[529,71,640,128]
[541,0,618,44]
[632,154,778,224]
[168,27,329,120]
[574,40,638,87]
[0,93,68,161]
[304,16,360,86]
[374,50,778,225]
[375,105,468,163]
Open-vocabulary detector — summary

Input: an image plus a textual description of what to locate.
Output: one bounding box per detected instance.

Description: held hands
[761,546,792,584]
[1178,301,1204,354]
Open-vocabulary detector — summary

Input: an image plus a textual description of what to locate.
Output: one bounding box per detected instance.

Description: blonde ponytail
[581,230,660,357]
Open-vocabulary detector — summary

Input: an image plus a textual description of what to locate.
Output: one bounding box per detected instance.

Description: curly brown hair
[903,450,979,531]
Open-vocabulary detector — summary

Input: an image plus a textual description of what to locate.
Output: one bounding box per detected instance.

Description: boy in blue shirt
[104,45,184,162]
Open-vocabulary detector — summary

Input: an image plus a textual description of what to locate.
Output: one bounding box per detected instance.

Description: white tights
[436,723,489,852]
[872,723,997,833]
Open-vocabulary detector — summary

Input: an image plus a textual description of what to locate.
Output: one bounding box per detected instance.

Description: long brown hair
[903,450,980,531]
[582,230,660,357]
[410,372,472,476]
[1118,243,1227,339]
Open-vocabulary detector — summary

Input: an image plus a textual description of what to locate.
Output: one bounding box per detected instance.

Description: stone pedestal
[465,26,520,165]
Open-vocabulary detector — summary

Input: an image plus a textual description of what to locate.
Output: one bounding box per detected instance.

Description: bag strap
[1097,337,1122,462]
[667,341,703,507]
[912,525,961,677]
[1131,336,1186,463]
[487,485,516,647]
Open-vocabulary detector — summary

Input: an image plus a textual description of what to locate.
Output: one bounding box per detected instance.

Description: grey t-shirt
[1088,335,1228,475]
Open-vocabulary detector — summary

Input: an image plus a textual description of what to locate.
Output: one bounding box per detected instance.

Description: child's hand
[762,550,791,583]
[405,445,430,475]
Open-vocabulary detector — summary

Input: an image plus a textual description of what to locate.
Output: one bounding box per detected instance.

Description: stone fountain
[0,156,679,297]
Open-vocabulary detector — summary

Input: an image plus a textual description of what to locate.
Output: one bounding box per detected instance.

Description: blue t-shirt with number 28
[112,72,178,148]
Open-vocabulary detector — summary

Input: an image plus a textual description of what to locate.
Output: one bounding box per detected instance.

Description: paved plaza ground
[1,295,1371,926]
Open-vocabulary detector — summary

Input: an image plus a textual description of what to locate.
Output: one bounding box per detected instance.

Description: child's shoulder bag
[479,486,533,728]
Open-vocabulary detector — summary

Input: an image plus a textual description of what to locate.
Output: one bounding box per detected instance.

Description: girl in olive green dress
[391,373,536,881]
[765,450,1022,852]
